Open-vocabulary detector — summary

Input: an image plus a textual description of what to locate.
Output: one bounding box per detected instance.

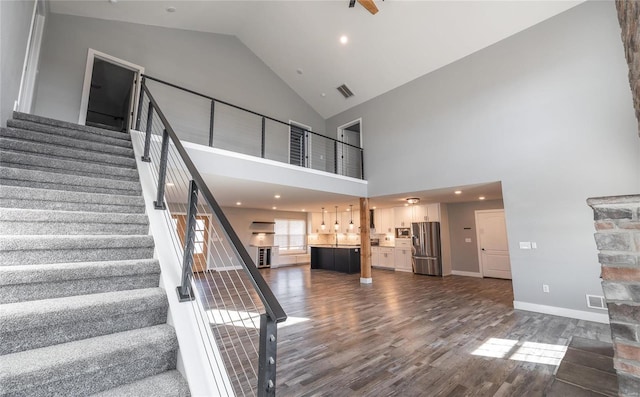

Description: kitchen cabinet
[376,247,394,269]
[310,211,333,234]
[375,208,394,234]
[413,204,440,222]
[310,246,360,274]
[371,247,380,267]
[394,239,412,272]
[394,207,412,228]
[340,210,359,234]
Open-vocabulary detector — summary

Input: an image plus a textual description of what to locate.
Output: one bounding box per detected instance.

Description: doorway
[475,209,511,279]
[79,49,144,132]
[337,118,362,178]
[289,121,311,168]
[172,214,210,273]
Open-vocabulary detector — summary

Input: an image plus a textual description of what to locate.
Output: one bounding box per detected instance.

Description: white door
[475,209,511,279]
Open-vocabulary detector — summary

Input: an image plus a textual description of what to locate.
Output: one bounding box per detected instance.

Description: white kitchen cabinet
[394,239,412,272]
[378,247,395,269]
[371,247,380,267]
[375,208,394,234]
[413,204,440,222]
[310,211,332,234]
[394,206,412,228]
[341,210,359,234]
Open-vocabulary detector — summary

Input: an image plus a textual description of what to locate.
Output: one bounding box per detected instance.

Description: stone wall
[616,0,640,136]
[588,195,640,396]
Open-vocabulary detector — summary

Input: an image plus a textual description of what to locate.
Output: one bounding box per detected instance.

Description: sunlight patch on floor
[472,338,567,366]
[207,309,309,329]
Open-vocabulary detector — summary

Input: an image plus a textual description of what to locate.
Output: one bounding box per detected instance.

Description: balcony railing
[142,75,365,179]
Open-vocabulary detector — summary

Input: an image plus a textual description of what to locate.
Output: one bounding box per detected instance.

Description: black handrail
[141,82,287,323]
[142,74,363,151]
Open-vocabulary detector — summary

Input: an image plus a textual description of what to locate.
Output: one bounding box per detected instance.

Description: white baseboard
[513,301,610,324]
[360,277,373,284]
[451,270,482,278]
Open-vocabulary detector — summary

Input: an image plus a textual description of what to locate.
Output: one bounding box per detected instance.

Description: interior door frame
[171,212,213,272]
[16,0,46,114]
[474,209,510,278]
[336,118,363,176]
[78,49,145,130]
[289,120,312,168]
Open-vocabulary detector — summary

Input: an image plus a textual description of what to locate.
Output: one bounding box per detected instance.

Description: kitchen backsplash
[308,233,361,246]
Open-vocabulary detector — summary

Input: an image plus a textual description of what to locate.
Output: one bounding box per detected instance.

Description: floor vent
[337,84,354,98]
[586,294,607,310]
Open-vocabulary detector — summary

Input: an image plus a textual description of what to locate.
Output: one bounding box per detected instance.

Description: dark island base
[310,246,361,274]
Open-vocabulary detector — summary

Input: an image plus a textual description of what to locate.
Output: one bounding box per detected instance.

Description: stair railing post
[257,313,278,397]
[177,180,199,302]
[134,76,146,130]
[154,129,169,210]
[302,130,307,168]
[334,140,338,174]
[360,149,365,180]
[209,100,215,147]
[261,117,266,158]
[141,101,154,162]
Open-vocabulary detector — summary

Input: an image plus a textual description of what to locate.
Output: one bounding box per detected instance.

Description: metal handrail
[141,81,287,324]
[142,74,363,151]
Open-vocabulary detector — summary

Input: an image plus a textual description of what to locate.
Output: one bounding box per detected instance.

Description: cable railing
[142,74,365,179]
[134,77,287,397]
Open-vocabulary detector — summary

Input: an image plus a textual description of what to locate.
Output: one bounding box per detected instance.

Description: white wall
[327,2,640,317]
[0,0,36,126]
[33,13,325,135]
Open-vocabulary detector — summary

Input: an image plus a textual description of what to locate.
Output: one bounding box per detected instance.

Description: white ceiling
[49,0,583,118]
[49,0,578,211]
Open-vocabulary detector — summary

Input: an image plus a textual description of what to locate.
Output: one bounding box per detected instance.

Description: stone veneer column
[588,195,640,396]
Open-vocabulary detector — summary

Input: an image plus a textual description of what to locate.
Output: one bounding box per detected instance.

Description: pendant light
[321,207,326,230]
[349,204,354,230]
[334,206,340,231]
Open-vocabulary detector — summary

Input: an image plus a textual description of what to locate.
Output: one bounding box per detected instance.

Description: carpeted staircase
[0,112,190,396]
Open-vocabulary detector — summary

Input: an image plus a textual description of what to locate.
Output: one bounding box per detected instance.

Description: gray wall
[0,0,35,127]
[447,200,504,273]
[327,2,640,313]
[33,13,325,138]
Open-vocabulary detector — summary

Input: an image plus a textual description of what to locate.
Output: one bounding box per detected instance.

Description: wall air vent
[337,84,354,99]
[586,294,607,310]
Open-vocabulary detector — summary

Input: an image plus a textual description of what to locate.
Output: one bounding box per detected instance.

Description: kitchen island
[310,246,361,274]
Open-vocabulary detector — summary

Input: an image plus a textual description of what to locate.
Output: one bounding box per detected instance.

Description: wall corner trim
[513,301,610,324]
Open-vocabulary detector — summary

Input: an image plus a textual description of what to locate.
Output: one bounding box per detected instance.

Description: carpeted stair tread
[0,208,149,235]
[1,288,168,354]
[6,118,132,148]
[0,324,178,397]
[0,235,155,265]
[0,166,142,196]
[0,185,145,213]
[13,111,131,141]
[0,149,139,181]
[1,127,134,158]
[90,370,190,397]
[0,137,136,168]
[0,259,160,303]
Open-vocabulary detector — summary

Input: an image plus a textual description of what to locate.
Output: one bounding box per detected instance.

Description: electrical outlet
[543,284,550,293]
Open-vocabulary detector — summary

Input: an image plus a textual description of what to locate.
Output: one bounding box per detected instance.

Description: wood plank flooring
[257,265,612,397]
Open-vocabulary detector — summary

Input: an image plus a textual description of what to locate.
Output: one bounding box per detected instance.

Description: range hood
[251,221,275,234]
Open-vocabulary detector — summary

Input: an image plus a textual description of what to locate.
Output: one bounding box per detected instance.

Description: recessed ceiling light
[479,196,486,200]
[272,206,277,210]
[340,35,348,45]
[346,208,350,211]
[404,203,409,207]
[236,201,242,206]
[274,194,281,199]
[166,6,176,13]
[454,190,462,195]
[372,206,377,209]
[321,93,326,97]
[108,0,118,3]
[302,209,306,212]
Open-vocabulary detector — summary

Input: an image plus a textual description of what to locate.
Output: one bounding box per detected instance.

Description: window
[275,219,306,252]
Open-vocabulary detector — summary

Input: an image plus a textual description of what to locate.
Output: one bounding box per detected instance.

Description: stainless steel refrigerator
[411,222,442,276]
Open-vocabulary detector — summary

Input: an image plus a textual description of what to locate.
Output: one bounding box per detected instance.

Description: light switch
[519,242,532,249]
[465,238,472,243]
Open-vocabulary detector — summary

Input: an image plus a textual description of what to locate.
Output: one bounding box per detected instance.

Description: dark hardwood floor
[257,265,612,397]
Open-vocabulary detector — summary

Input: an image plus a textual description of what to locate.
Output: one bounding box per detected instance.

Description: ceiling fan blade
[357,0,379,15]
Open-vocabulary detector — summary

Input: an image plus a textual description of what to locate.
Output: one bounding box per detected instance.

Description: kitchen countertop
[309,245,361,248]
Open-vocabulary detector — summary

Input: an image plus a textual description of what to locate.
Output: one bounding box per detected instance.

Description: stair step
[0,137,136,169]
[7,118,132,148]
[1,127,134,158]
[0,166,142,196]
[0,149,139,182]
[13,111,131,142]
[1,288,168,354]
[0,185,146,214]
[0,235,155,265]
[0,324,178,397]
[0,208,149,235]
[0,259,161,303]
[91,370,190,397]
